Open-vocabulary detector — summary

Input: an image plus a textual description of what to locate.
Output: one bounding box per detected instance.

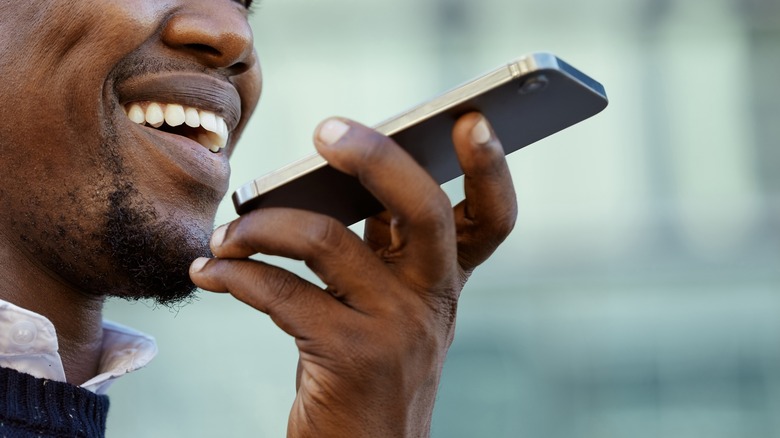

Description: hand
[190,112,517,437]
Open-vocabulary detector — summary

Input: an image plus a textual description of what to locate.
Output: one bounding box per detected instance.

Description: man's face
[0,0,261,304]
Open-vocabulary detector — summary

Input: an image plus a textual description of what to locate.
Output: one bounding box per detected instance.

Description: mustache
[108,53,226,89]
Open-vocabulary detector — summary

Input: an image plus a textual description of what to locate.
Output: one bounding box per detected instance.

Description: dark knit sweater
[0,367,109,437]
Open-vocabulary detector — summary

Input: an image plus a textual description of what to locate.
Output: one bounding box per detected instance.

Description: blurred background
[104,0,780,436]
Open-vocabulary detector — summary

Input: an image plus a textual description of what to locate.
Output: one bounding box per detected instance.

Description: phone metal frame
[233,52,608,224]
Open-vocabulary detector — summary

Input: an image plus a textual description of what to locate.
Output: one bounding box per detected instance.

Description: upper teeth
[124,102,229,152]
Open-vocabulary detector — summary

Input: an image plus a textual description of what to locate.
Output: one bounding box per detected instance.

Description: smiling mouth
[124,101,229,153]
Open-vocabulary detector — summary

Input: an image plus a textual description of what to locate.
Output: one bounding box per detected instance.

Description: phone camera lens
[519,74,549,94]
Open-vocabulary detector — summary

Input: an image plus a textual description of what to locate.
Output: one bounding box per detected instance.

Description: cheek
[0,0,168,78]
[0,0,169,130]
[239,64,264,118]
[228,62,263,155]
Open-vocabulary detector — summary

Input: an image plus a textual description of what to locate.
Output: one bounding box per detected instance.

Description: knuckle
[228,211,261,249]
[422,187,453,215]
[466,194,517,243]
[406,189,454,236]
[304,215,346,255]
[492,204,518,239]
[233,262,302,312]
[474,140,509,173]
[486,141,509,165]
[263,269,301,307]
[355,131,395,168]
[232,262,261,290]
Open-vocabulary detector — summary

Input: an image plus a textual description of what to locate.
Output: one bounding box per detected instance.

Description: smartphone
[233,52,608,225]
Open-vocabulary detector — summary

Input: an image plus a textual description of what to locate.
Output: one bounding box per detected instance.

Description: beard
[93,124,215,306]
[23,125,216,307]
[26,172,212,307]
[47,179,213,307]
[100,179,212,306]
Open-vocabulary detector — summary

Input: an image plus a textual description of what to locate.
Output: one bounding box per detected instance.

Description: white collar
[0,299,157,395]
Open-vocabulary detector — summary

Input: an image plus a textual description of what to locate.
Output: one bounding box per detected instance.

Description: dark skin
[0,0,260,385]
[191,113,517,436]
[0,0,516,436]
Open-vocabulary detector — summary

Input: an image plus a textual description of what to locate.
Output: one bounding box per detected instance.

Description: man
[0,0,517,436]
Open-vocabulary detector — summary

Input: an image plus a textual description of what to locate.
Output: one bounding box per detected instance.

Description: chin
[99,180,213,307]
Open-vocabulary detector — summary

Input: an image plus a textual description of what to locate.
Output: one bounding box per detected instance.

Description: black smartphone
[232,52,608,225]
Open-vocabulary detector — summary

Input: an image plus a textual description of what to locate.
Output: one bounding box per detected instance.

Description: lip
[111,72,238,196]
[128,118,232,197]
[115,72,241,131]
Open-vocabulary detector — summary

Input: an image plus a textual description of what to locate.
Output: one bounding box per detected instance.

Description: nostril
[182,44,249,73]
[229,61,251,75]
[186,43,222,58]
[161,13,255,72]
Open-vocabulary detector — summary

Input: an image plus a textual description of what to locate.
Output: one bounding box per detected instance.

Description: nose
[161,2,256,75]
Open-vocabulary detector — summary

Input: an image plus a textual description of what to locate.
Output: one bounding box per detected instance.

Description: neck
[0,238,105,385]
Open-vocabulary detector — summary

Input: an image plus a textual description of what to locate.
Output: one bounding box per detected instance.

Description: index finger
[314,118,457,285]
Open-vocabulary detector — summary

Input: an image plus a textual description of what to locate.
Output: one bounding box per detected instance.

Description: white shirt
[0,299,158,395]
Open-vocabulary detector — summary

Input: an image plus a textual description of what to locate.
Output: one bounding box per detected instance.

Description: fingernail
[190,257,209,274]
[317,119,350,145]
[211,225,227,248]
[471,117,493,146]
